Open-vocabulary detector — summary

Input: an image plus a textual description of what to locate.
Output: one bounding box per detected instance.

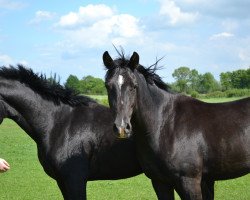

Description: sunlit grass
[200,97,244,103]
[87,95,246,104]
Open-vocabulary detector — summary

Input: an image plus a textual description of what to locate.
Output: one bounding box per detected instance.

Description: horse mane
[0,65,97,107]
[106,49,171,92]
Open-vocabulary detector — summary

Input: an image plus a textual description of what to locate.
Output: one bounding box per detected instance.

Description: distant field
[200,97,244,103]
[87,94,245,104]
[86,94,108,101]
[0,96,249,199]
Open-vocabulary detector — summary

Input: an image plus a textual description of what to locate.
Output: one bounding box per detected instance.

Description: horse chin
[117,134,131,140]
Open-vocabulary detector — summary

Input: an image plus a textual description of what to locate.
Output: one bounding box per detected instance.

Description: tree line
[172,67,249,92]
[65,75,107,95]
[171,67,250,97]
[65,67,250,97]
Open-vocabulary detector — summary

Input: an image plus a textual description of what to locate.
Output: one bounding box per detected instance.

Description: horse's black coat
[103,51,250,200]
[0,65,143,200]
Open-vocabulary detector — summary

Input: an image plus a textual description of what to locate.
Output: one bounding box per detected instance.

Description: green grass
[200,97,244,103]
[0,97,250,199]
[85,94,109,106]
[86,94,108,101]
[0,119,62,200]
[87,95,246,104]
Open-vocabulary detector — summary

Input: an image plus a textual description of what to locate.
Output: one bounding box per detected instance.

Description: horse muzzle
[113,123,132,139]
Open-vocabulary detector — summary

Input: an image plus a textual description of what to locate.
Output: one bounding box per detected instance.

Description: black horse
[103,50,250,200]
[0,65,145,200]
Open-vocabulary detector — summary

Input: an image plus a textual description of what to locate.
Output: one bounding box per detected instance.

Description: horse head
[103,51,139,139]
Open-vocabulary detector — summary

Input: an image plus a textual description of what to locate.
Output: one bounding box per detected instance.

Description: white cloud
[158,0,199,25]
[0,0,26,10]
[56,5,143,48]
[0,54,14,65]
[57,4,114,28]
[58,12,78,27]
[0,54,28,66]
[210,32,234,40]
[29,10,55,24]
[111,14,141,38]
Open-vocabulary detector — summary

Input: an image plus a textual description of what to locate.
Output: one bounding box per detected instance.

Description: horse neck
[0,80,68,143]
[134,72,173,138]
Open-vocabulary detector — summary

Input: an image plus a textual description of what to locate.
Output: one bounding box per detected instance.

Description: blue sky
[0,0,250,83]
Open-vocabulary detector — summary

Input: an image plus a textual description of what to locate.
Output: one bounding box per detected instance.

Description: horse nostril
[113,124,118,134]
[126,123,131,131]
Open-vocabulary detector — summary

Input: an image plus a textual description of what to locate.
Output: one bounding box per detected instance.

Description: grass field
[200,97,245,103]
[87,95,247,104]
[0,97,250,199]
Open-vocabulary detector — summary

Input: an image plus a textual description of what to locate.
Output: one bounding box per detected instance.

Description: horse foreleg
[57,176,87,200]
[56,179,68,199]
[56,156,89,200]
[201,179,214,200]
[174,176,202,200]
[151,179,175,200]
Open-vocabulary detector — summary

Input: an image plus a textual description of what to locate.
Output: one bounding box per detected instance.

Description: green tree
[65,75,80,92]
[231,69,250,89]
[172,67,191,93]
[220,68,250,90]
[189,69,200,92]
[79,76,106,95]
[199,72,220,93]
[220,72,232,91]
[246,68,250,88]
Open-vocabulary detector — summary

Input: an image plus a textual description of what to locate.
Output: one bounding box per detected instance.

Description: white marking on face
[118,75,124,89]
[121,119,125,127]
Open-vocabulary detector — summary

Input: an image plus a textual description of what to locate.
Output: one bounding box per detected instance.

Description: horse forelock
[0,65,97,107]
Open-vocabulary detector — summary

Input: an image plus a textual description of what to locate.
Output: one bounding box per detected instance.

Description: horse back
[167,96,250,179]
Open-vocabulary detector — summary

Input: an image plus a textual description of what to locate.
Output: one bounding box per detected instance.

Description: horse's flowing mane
[106,49,171,92]
[0,65,97,106]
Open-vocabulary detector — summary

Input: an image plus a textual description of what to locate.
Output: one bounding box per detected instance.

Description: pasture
[0,97,250,199]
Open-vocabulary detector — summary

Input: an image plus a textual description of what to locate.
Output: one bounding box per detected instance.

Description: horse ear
[103,51,114,69]
[129,52,139,70]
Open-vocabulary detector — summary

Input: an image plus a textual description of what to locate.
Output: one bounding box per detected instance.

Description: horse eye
[130,85,137,91]
[106,84,113,91]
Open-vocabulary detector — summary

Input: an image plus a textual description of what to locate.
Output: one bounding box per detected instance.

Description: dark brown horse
[103,50,250,200]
